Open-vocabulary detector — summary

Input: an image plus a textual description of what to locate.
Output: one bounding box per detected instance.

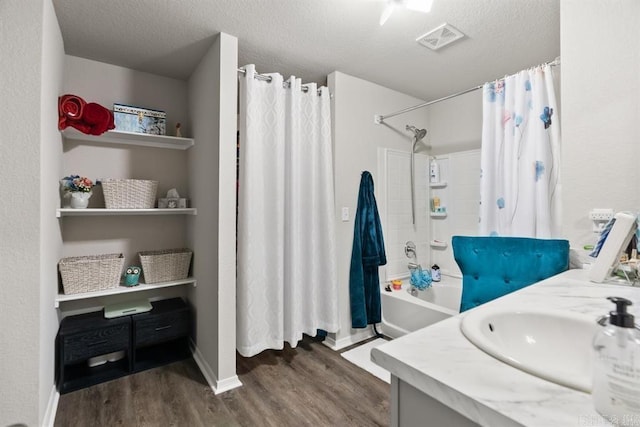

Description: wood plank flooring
[54,337,390,426]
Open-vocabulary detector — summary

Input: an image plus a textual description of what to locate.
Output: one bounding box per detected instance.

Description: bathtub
[380,275,462,338]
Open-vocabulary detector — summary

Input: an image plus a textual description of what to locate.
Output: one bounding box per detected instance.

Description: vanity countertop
[371,269,640,427]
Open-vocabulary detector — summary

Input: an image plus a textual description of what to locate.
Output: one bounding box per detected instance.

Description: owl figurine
[124,266,141,287]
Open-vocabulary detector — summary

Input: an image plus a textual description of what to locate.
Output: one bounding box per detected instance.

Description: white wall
[39,0,65,422]
[329,71,429,348]
[0,0,45,424]
[424,90,483,276]
[561,0,640,249]
[428,150,481,276]
[63,56,190,137]
[426,90,482,156]
[187,32,240,393]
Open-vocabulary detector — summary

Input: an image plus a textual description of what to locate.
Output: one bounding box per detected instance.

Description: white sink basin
[460,306,599,392]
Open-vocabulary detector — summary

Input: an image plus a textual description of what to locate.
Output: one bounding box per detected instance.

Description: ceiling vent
[416,23,465,51]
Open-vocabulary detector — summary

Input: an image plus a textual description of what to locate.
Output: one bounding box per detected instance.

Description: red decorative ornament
[58,94,115,136]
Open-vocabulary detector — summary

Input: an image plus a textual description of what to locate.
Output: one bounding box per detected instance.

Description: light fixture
[379,0,434,26]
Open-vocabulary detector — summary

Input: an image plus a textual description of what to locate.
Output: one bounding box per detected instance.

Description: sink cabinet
[391,377,478,427]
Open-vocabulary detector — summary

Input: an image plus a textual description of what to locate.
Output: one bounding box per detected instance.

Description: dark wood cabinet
[132,298,191,372]
[56,298,191,394]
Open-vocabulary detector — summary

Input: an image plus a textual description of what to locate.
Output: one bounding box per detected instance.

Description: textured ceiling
[52,0,559,101]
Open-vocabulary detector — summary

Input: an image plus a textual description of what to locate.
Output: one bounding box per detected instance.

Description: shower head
[406,124,427,141]
[405,125,429,226]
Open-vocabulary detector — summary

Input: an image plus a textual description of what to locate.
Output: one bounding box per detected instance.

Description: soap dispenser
[592,297,640,425]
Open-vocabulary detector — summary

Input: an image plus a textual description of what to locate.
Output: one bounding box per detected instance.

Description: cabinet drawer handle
[155,325,172,331]
[87,340,108,347]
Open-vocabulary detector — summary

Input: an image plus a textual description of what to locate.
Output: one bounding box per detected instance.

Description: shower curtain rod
[237,67,329,96]
[374,57,561,124]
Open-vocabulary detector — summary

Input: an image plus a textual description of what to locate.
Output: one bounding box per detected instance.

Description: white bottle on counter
[592,297,640,426]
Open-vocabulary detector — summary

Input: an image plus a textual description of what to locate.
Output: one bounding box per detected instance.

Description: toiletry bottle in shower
[429,159,440,183]
[592,297,640,426]
[431,264,441,282]
[432,196,440,211]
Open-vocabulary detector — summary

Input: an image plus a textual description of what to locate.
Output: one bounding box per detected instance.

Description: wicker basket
[59,253,125,294]
[102,179,158,209]
[138,248,192,284]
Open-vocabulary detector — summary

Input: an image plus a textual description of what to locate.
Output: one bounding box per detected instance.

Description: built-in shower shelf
[429,181,447,188]
[430,240,448,248]
[430,212,447,218]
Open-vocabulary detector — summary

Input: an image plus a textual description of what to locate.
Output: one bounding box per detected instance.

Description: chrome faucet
[405,241,421,270]
[405,241,417,259]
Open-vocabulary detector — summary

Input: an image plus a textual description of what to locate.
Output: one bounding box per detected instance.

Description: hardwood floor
[54,337,390,426]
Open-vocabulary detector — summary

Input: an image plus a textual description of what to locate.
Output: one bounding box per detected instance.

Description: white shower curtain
[237,64,339,357]
[479,64,561,238]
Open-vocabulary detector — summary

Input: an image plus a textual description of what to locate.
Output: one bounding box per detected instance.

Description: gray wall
[39,0,65,421]
[561,0,640,248]
[0,0,65,424]
[187,32,240,391]
[329,71,429,348]
[0,0,46,424]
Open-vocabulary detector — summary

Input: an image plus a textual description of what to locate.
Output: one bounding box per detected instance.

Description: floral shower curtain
[236,64,339,357]
[479,64,561,238]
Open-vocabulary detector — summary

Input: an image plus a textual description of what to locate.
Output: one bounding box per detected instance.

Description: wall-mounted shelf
[55,277,197,308]
[430,212,447,218]
[61,128,194,150]
[430,240,448,248]
[429,181,447,188]
[56,208,197,218]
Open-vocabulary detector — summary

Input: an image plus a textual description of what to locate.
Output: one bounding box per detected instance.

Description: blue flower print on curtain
[515,115,523,127]
[540,106,553,129]
[535,161,545,182]
[485,80,505,104]
[486,83,497,103]
[497,197,505,209]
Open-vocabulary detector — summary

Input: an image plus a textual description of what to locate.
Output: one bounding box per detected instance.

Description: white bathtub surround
[380,275,461,338]
[380,149,430,279]
[237,65,338,357]
[341,338,391,383]
[372,269,640,426]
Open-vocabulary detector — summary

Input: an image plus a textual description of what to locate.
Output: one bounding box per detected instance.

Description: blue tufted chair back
[452,236,570,312]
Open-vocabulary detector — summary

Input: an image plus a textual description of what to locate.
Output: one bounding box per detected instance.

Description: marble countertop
[371,269,640,427]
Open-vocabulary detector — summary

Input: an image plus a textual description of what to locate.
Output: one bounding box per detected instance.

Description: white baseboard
[41,384,59,427]
[190,340,242,394]
[323,329,375,351]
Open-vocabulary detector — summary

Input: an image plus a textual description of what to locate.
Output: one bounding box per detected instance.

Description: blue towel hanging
[349,171,386,328]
